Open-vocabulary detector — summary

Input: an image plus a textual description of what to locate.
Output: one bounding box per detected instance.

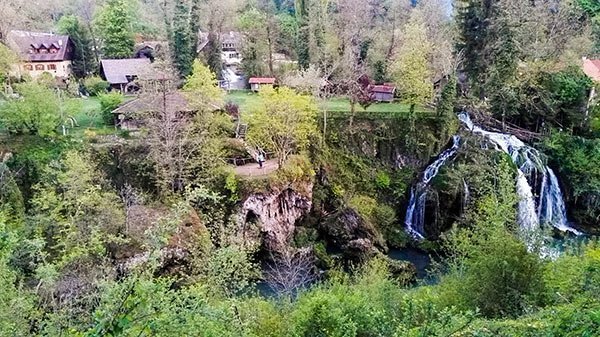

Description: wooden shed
[369,84,396,102]
[248,77,276,91]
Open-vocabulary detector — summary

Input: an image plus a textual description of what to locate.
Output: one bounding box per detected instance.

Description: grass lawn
[73,96,103,128]
[225,90,265,113]
[225,90,426,115]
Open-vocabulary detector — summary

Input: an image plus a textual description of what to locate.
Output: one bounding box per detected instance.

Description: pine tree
[58,15,97,78]
[171,0,194,77]
[96,0,135,59]
[456,0,518,99]
[295,0,310,70]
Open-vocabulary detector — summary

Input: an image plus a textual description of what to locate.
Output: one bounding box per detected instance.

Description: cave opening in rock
[245,210,259,225]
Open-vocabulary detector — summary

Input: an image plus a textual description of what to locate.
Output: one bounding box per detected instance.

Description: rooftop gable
[100,58,153,84]
[248,77,276,84]
[583,58,600,82]
[7,30,71,62]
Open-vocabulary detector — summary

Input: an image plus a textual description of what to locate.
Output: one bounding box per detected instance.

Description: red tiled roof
[370,85,396,94]
[583,58,600,82]
[249,77,276,84]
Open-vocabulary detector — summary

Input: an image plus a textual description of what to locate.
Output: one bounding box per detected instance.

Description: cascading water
[458,112,580,237]
[405,135,461,239]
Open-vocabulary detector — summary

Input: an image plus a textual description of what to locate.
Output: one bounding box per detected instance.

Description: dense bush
[490,65,593,133]
[84,76,109,96]
[98,91,124,125]
[541,132,600,233]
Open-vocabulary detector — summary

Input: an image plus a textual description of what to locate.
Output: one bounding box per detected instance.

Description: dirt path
[233,159,278,177]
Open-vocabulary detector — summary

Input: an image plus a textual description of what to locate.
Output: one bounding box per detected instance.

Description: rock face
[322,208,387,259]
[234,185,313,252]
[114,206,210,275]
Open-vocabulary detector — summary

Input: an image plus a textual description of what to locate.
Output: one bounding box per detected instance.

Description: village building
[221,31,243,66]
[583,57,600,82]
[581,57,600,112]
[112,91,193,130]
[249,77,276,91]
[5,30,74,79]
[100,58,153,93]
[369,84,396,102]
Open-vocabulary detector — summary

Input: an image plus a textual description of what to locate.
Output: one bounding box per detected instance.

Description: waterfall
[405,135,461,239]
[458,112,580,237]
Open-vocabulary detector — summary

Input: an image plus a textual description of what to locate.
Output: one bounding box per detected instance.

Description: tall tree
[392,12,433,140]
[295,0,310,69]
[58,15,97,78]
[246,86,317,168]
[0,44,17,84]
[95,0,135,59]
[171,0,194,77]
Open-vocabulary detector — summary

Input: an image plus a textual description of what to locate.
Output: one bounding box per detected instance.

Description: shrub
[84,76,109,96]
[374,171,391,190]
[224,101,239,118]
[98,92,124,125]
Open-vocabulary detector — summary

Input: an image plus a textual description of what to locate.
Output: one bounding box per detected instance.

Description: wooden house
[100,58,152,93]
[249,77,276,91]
[111,91,193,130]
[369,84,396,102]
[6,30,74,79]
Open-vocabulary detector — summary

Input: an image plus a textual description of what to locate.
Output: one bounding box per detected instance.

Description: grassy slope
[225,90,420,114]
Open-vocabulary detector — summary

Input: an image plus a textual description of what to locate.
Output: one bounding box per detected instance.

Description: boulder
[322,207,387,260]
[233,185,313,252]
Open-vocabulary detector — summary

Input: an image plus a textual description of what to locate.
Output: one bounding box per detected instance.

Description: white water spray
[458,112,580,237]
[405,135,461,239]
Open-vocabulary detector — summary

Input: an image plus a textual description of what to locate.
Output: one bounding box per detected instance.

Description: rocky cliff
[233,184,314,252]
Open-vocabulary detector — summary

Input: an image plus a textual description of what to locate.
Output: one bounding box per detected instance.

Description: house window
[35,64,45,70]
[47,64,56,70]
[39,48,48,54]
[24,64,33,71]
[49,48,58,54]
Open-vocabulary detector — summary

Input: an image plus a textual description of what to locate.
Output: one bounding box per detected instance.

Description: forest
[1,0,600,336]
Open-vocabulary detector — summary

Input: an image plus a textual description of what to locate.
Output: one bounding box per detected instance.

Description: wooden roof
[100,58,152,84]
[583,58,600,82]
[370,84,396,94]
[249,77,276,84]
[7,30,72,62]
[112,92,194,115]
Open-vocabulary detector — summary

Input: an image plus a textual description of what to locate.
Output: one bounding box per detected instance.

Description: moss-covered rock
[385,257,417,283]
[321,207,387,260]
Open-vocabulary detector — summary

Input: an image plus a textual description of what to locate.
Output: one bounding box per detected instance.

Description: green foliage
[374,171,391,190]
[237,8,269,78]
[98,92,124,125]
[0,162,24,227]
[436,156,545,318]
[200,245,260,298]
[0,214,35,337]
[171,0,195,77]
[541,132,600,232]
[58,15,97,78]
[183,60,225,111]
[0,44,17,83]
[84,76,109,96]
[0,82,60,136]
[247,86,318,167]
[392,12,433,112]
[495,64,593,133]
[4,136,76,206]
[457,0,518,99]
[29,150,125,268]
[96,0,135,59]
